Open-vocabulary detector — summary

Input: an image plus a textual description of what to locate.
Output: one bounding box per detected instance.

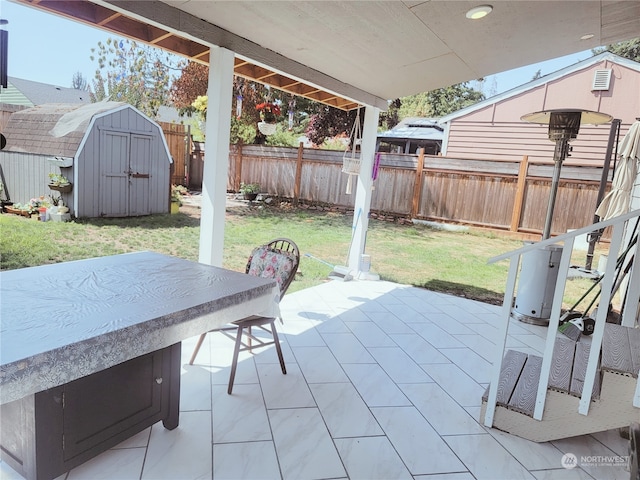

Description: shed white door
[129,134,152,216]
[100,130,152,217]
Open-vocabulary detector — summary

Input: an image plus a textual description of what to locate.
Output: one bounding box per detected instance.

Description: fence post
[185,124,191,187]
[510,155,529,232]
[234,142,243,191]
[410,148,425,219]
[293,141,304,205]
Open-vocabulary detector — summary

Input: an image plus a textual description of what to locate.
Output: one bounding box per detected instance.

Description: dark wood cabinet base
[0,343,181,480]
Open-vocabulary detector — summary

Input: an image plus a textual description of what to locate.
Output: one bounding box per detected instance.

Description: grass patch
[0,204,607,308]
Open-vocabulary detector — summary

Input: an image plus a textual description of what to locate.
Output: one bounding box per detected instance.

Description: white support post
[620,236,640,327]
[484,255,520,427]
[348,105,380,276]
[533,237,574,420]
[579,222,626,415]
[198,46,235,267]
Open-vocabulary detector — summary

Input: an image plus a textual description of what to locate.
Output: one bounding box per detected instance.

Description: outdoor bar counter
[0,251,278,480]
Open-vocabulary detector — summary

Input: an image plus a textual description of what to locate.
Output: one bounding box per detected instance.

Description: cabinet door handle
[155,377,163,385]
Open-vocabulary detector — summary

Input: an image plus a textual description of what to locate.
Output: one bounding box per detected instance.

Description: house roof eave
[439,52,640,124]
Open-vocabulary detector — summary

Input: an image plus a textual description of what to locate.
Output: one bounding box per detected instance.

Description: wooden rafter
[15,0,360,111]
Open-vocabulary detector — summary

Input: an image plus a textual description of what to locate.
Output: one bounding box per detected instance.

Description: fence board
[187,144,616,238]
[159,122,189,186]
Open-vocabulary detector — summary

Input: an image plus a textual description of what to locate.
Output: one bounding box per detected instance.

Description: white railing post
[484,256,520,427]
[621,239,640,327]
[533,237,574,420]
[579,221,626,415]
[485,210,640,422]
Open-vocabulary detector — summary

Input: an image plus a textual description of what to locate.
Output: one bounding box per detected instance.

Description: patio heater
[513,109,612,325]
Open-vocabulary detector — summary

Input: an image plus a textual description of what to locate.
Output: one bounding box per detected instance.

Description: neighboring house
[377,117,443,155]
[0,78,188,123]
[439,52,640,168]
[0,76,90,107]
[0,77,90,132]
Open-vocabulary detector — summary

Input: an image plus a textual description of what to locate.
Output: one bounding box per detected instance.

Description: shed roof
[4,101,127,157]
[0,77,91,107]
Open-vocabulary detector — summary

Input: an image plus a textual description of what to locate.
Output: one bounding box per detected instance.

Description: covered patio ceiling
[13,1,640,111]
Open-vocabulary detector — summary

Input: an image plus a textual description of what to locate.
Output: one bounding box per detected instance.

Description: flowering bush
[191,95,208,120]
[171,184,188,205]
[256,102,281,123]
[13,196,49,214]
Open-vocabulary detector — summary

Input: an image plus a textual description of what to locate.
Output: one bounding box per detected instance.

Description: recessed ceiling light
[466,5,493,20]
[580,33,595,40]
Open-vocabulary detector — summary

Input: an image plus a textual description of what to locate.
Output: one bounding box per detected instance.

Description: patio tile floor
[0,279,631,480]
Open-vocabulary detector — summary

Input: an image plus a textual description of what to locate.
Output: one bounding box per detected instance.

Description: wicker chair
[188,238,300,394]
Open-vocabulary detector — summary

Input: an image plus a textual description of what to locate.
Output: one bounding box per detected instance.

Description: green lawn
[0,203,604,308]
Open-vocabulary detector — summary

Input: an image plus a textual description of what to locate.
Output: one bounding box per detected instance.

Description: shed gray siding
[1,102,171,218]
[0,153,75,211]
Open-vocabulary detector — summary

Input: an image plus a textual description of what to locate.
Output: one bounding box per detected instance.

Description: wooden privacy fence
[201,143,611,238]
[159,122,191,187]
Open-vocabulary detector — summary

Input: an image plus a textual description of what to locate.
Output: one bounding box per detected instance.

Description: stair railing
[483,209,640,428]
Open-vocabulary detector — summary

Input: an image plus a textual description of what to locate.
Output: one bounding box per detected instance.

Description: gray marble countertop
[0,251,278,404]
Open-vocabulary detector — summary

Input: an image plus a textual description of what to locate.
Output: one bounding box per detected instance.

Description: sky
[2,0,596,98]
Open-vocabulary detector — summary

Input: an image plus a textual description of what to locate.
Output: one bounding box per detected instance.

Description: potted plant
[48,194,69,214]
[48,173,72,192]
[256,102,281,136]
[5,202,30,217]
[239,182,260,201]
[171,184,187,214]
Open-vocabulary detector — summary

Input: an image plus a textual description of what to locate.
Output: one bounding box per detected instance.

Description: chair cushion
[247,246,296,295]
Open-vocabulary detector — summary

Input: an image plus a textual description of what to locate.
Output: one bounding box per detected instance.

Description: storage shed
[0,101,172,217]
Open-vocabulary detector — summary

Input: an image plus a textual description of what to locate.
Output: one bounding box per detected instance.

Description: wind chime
[235,80,243,119]
[288,96,296,131]
[342,107,362,194]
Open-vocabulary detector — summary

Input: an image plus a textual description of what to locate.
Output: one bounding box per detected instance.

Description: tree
[90,38,178,118]
[169,61,209,115]
[398,83,484,118]
[305,106,359,146]
[595,38,640,62]
[474,77,497,99]
[379,98,401,131]
[398,92,432,118]
[171,61,319,144]
[422,82,485,117]
[71,71,89,90]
